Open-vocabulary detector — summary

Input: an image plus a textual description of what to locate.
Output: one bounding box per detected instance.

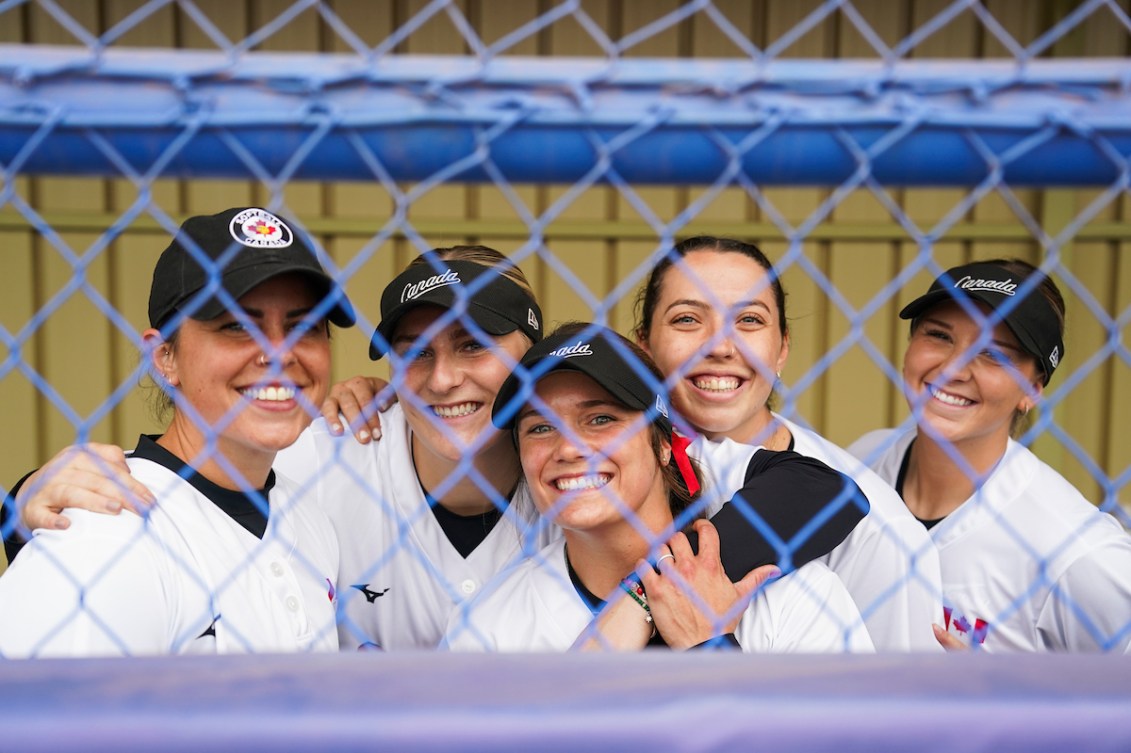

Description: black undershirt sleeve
[2,470,35,565]
[2,436,274,566]
[695,449,870,581]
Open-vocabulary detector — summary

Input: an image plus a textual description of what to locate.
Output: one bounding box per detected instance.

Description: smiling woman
[274,249,556,651]
[151,275,334,489]
[444,322,872,653]
[0,207,355,657]
[635,237,943,652]
[850,259,1131,652]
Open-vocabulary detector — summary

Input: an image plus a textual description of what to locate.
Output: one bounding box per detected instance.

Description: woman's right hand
[643,519,780,650]
[16,443,154,532]
[320,376,395,444]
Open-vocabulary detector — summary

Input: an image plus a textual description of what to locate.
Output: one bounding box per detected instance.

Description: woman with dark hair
[444,323,872,652]
[850,259,1131,652]
[633,236,943,651]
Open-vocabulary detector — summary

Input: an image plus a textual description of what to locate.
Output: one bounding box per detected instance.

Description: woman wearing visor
[849,259,1131,652]
[277,249,555,650]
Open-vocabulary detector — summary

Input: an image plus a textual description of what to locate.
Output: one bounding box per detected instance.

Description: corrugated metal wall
[2,1,1128,573]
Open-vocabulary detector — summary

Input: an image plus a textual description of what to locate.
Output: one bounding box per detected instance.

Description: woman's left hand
[641,519,780,650]
[319,375,394,443]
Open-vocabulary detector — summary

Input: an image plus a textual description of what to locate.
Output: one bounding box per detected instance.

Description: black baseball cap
[492,323,673,437]
[899,261,1063,384]
[148,207,356,330]
[369,259,543,359]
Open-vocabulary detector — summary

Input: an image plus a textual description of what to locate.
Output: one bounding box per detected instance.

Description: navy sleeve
[697,449,869,580]
[2,469,35,565]
[690,633,741,651]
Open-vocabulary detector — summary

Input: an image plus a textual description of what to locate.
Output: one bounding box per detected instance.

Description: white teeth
[241,386,296,402]
[555,474,610,492]
[432,402,480,418]
[930,386,972,407]
[693,376,740,392]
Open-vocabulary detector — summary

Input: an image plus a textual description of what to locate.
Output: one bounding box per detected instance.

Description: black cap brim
[369,260,542,360]
[491,326,672,437]
[900,262,1063,384]
[180,265,355,328]
[369,299,523,360]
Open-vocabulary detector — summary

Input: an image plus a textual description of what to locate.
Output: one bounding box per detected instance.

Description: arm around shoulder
[708,449,868,580]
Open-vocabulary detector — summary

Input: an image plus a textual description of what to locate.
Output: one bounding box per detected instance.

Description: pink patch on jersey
[326,578,336,602]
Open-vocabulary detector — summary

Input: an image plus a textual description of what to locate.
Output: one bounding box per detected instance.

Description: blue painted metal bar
[1,46,1129,185]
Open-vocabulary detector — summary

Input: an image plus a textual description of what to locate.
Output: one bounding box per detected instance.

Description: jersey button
[270,562,285,577]
[286,595,300,612]
[460,579,477,595]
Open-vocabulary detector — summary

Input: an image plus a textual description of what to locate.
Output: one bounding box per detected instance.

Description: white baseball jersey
[0,444,339,657]
[443,537,873,653]
[276,405,559,651]
[850,428,1131,653]
[689,418,945,653]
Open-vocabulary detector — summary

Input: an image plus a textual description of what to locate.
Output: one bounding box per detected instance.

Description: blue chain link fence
[0,0,1129,662]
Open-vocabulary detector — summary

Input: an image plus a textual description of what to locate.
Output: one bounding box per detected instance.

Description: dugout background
[2,0,1130,575]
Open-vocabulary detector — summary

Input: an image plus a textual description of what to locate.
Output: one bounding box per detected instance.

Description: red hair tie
[670,433,700,497]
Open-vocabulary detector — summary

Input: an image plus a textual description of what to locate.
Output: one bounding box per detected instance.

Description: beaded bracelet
[619,577,652,624]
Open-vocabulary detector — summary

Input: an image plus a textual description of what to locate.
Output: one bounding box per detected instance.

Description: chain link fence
[0,0,1129,657]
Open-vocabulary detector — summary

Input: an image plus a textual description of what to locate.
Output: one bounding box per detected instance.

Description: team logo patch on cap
[655,395,669,419]
[550,341,593,358]
[230,208,293,249]
[528,308,540,330]
[1049,346,1060,369]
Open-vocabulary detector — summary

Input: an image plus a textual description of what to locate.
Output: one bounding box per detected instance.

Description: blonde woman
[850,259,1131,652]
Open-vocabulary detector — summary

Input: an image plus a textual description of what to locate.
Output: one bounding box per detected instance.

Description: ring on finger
[656,553,676,567]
